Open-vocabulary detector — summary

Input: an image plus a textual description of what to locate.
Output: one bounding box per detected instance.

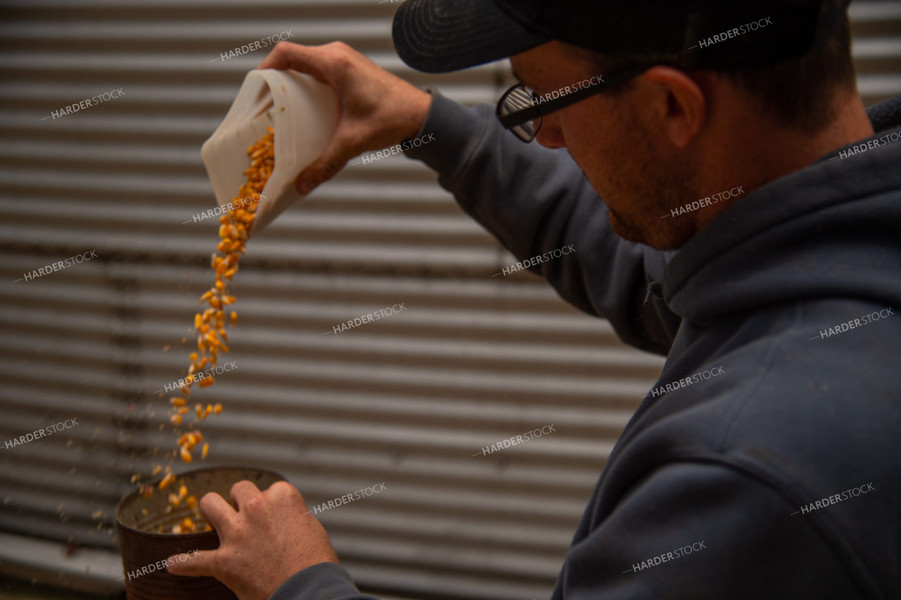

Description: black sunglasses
[496,63,651,142]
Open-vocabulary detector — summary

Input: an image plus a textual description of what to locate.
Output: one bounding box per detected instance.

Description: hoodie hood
[662,96,901,325]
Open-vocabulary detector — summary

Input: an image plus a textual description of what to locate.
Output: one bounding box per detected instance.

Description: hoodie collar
[660,102,901,325]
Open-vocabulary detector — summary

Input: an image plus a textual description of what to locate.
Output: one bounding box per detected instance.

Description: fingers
[266,480,308,511]
[166,549,214,577]
[257,42,331,84]
[295,132,356,195]
[198,491,238,537]
[229,479,263,512]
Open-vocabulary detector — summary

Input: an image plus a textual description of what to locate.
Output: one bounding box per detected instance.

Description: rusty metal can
[116,466,284,600]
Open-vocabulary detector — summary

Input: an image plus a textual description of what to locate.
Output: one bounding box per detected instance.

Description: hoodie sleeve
[556,462,866,599]
[404,92,679,355]
[269,562,378,600]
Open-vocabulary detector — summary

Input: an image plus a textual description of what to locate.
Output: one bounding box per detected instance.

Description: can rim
[115,465,285,539]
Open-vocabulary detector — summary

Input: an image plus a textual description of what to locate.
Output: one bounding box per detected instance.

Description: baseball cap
[392,0,852,73]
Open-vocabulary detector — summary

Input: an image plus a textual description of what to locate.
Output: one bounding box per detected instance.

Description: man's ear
[639,66,707,149]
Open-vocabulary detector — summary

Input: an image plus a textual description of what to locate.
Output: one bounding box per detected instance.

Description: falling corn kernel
[213,403,222,415]
[230,312,237,325]
[186,495,198,509]
[180,446,193,463]
[202,443,209,459]
[152,465,162,476]
[170,397,186,407]
[170,414,182,426]
[159,473,175,490]
[168,493,181,507]
[199,377,214,388]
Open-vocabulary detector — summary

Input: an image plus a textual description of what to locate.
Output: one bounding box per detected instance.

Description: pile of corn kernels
[134,127,274,534]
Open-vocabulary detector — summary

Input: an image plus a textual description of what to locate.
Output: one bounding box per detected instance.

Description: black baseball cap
[392,0,852,73]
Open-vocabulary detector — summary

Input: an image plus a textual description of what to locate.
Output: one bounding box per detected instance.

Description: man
[169,0,901,598]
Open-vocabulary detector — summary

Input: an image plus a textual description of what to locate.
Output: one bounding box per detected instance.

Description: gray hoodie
[271,92,901,600]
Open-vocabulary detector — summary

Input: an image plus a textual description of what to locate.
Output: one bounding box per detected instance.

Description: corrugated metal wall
[0,1,898,599]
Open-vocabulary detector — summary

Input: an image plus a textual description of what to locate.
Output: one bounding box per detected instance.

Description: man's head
[393,0,863,250]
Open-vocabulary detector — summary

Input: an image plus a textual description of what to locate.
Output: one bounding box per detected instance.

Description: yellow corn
[159,473,175,490]
[146,128,273,527]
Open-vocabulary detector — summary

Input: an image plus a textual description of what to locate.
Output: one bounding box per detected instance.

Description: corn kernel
[159,473,175,490]
[180,446,192,463]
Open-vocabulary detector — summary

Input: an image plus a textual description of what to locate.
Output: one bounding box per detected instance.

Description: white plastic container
[201,69,337,235]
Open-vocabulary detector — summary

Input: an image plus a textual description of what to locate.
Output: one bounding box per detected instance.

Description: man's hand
[258,41,433,196]
[167,480,338,600]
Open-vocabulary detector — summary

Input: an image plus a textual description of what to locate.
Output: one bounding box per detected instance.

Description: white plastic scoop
[201,69,337,235]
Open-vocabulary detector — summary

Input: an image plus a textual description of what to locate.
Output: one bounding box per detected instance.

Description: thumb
[166,549,214,577]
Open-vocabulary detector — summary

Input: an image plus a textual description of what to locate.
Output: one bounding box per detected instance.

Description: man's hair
[582,13,856,134]
[718,13,855,133]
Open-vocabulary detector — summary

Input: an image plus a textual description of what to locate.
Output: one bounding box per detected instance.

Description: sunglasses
[496,63,651,142]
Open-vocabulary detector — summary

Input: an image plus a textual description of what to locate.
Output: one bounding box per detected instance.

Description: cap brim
[392,0,548,73]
